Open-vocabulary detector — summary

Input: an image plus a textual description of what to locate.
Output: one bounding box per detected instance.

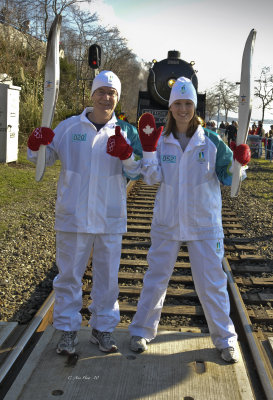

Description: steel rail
[0,291,55,385]
[223,257,273,400]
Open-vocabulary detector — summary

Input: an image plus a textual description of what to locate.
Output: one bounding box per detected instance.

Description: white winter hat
[169,76,197,108]
[91,70,121,100]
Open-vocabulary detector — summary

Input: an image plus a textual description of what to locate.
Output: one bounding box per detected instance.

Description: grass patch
[241,158,273,203]
[0,146,60,238]
[0,149,60,207]
[0,222,8,237]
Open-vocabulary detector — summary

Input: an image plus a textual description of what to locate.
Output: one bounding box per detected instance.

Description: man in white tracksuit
[109,77,251,363]
[27,70,142,355]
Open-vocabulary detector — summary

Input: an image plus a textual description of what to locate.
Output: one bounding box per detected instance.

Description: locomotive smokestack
[168,50,180,59]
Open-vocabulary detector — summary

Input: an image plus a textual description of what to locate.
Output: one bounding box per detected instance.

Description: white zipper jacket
[134,126,234,241]
[27,108,142,234]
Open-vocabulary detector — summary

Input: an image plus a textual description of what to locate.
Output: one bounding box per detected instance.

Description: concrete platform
[5,326,254,400]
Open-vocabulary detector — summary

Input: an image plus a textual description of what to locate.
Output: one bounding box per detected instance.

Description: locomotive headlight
[168,78,176,88]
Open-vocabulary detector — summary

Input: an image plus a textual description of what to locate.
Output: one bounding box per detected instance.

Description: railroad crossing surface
[4,325,254,400]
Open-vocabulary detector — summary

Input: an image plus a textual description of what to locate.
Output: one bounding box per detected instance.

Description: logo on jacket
[216,240,221,253]
[162,154,176,163]
[197,150,205,163]
[72,133,87,142]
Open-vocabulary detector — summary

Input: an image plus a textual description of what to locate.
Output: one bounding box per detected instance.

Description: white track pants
[53,232,122,332]
[129,235,237,350]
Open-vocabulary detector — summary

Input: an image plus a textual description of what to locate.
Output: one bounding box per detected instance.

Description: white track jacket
[27,108,142,234]
[125,126,234,241]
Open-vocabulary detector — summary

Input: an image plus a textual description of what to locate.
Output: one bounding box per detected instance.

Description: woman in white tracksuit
[124,77,250,363]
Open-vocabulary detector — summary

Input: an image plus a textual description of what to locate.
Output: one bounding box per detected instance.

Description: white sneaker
[130,336,148,353]
[90,329,118,352]
[56,331,78,355]
[221,346,239,363]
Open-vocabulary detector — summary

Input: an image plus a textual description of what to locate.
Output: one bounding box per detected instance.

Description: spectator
[255,121,265,137]
[210,120,217,132]
[226,121,237,146]
[265,125,273,160]
[249,123,257,135]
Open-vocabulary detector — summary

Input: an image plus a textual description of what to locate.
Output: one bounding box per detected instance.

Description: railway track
[1,179,273,399]
[82,179,273,334]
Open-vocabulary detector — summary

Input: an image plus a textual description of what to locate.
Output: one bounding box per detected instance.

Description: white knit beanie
[168,76,197,108]
[91,70,121,100]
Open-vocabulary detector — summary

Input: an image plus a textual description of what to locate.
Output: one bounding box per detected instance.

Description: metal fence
[247,135,273,161]
[216,130,273,162]
[247,135,263,159]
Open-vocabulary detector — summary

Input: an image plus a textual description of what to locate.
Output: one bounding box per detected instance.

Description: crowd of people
[27,71,251,366]
[206,119,273,148]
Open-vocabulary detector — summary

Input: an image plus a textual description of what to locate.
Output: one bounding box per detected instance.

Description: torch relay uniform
[107,77,250,362]
[27,108,142,334]
[127,125,238,351]
[118,76,251,360]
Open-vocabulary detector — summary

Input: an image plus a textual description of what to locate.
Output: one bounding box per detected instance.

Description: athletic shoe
[56,330,78,355]
[90,328,118,352]
[221,346,239,363]
[130,336,148,353]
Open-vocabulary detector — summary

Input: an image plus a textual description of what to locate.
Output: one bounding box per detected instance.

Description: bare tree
[0,0,94,38]
[0,0,148,126]
[212,79,238,121]
[205,90,220,121]
[254,66,273,123]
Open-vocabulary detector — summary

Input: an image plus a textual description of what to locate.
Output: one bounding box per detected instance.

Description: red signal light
[88,44,101,70]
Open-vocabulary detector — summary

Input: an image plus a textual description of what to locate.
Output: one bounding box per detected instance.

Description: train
[136,50,206,126]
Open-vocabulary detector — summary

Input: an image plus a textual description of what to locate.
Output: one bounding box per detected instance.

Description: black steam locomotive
[137,50,206,126]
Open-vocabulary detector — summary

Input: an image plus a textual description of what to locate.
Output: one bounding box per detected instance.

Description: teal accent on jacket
[204,128,233,186]
[116,119,143,158]
[116,119,143,180]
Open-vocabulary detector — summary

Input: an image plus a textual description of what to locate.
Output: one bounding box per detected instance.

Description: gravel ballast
[1,160,272,324]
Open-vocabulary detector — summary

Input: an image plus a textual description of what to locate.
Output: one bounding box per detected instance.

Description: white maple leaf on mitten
[143,125,154,136]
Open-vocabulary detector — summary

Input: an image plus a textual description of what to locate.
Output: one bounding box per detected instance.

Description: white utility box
[0,83,21,163]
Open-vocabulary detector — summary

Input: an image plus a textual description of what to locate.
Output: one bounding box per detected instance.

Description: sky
[82,0,273,121]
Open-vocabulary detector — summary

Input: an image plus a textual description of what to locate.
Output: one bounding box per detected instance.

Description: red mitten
[230,141,251,166]
[27,127,55,151]
[107,126,133,160]
[138,113,163,151]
